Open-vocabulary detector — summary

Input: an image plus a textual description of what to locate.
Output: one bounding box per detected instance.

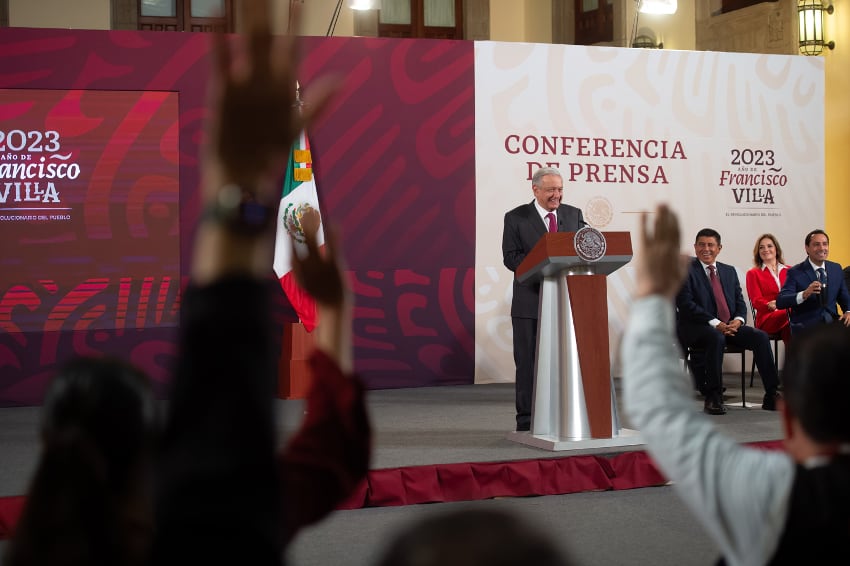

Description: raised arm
[153,2,338,564]
[191,0,335,285]
[634,205,686,300]
[278,209,371,544]
[624,205,794,566]
[290,208,352,373]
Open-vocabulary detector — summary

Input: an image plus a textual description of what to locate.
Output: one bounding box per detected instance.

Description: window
[574,0,613,45]
[138,0,233,32]
[378,0,463,40]
[721,0,778,14]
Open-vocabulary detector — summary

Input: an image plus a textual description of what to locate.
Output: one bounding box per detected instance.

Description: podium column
[532,271,613,440]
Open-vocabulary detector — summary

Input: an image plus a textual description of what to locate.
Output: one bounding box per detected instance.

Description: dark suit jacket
[502,201,584,319]
[676,258,747,328]
[776,259,850,328]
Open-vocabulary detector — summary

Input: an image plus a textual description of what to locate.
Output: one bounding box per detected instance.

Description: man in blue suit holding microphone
[777,229,850,333]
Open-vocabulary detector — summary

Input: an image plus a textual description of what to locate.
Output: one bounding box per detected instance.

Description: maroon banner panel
[0,29,476,406]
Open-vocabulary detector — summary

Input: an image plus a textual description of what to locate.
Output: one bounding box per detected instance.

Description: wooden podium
[508,230,642,451]
[278,322,315,399]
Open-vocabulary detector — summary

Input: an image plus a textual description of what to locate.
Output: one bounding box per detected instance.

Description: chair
[684,343,751,407]
[749,302,783,387]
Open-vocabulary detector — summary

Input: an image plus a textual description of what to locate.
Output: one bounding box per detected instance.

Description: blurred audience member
[277,209,370,546]
[624,204,850,566]
[374,507,572,566]
[150,1,364,565]
[3,357,157,566]
[745,233,791,345]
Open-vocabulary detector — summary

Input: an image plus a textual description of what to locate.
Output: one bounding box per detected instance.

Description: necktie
[708,265,731,322]
[546,212,557,233]
[818,268,828,306]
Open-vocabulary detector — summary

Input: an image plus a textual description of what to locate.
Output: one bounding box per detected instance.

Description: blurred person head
[374,507,572,566]
[4,356,158,566]
[781,323,850,460]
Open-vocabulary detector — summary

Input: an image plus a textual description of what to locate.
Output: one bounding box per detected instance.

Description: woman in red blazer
[745,234,791,344]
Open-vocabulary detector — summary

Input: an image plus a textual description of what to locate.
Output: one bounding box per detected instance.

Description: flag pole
[292,81,330,225]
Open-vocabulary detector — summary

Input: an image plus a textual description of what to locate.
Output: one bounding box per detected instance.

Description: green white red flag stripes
[273,130,324,332]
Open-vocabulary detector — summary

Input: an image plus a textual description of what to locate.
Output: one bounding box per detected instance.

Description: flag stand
[278,322,315,399]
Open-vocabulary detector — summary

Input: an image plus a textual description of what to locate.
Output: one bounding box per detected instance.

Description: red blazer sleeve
[277,350,371,545]
[746,267,771,312]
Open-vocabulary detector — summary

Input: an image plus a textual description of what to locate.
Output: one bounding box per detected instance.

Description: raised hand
[636,204,687,299]
[290,207,347,308]
[206,0,336,197]
[290,207,352,371]
[191,0,339,284]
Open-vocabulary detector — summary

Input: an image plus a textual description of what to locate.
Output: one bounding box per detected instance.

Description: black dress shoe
[762,391,781,411]
[696,386,726,398]
[704,397,727,415]
[515,422,530,432]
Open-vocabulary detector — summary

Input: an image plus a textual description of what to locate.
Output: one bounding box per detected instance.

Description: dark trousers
[678,323,780,397]
[512,317,537,429]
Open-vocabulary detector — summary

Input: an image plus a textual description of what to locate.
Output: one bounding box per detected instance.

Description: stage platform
[0,373,784,539]
[318,375,781,466]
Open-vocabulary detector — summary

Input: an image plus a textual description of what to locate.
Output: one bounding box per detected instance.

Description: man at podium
[501,167,585,431]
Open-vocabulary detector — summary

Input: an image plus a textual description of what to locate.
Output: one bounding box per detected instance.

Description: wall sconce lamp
[631,1,674,48]
[328,0,381,36]
[632,34,663,49]
[798,0,835,56]
[639,0,677,14]
[348,0,381,9]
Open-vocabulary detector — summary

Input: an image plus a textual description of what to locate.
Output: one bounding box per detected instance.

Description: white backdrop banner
[474,42,824,383]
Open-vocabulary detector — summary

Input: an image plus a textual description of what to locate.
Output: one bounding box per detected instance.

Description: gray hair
[532,167,563,187]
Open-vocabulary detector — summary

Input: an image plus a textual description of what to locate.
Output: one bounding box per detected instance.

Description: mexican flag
[273,130,324,332]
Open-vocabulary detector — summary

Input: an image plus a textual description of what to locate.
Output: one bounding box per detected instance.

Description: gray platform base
[506,428,643,452]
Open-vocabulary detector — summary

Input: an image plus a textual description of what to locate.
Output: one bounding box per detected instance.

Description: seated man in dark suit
[676,228,781,415]
[776,229,850,333]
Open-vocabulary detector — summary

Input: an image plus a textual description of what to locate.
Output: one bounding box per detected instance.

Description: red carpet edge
[0,441,784,540]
